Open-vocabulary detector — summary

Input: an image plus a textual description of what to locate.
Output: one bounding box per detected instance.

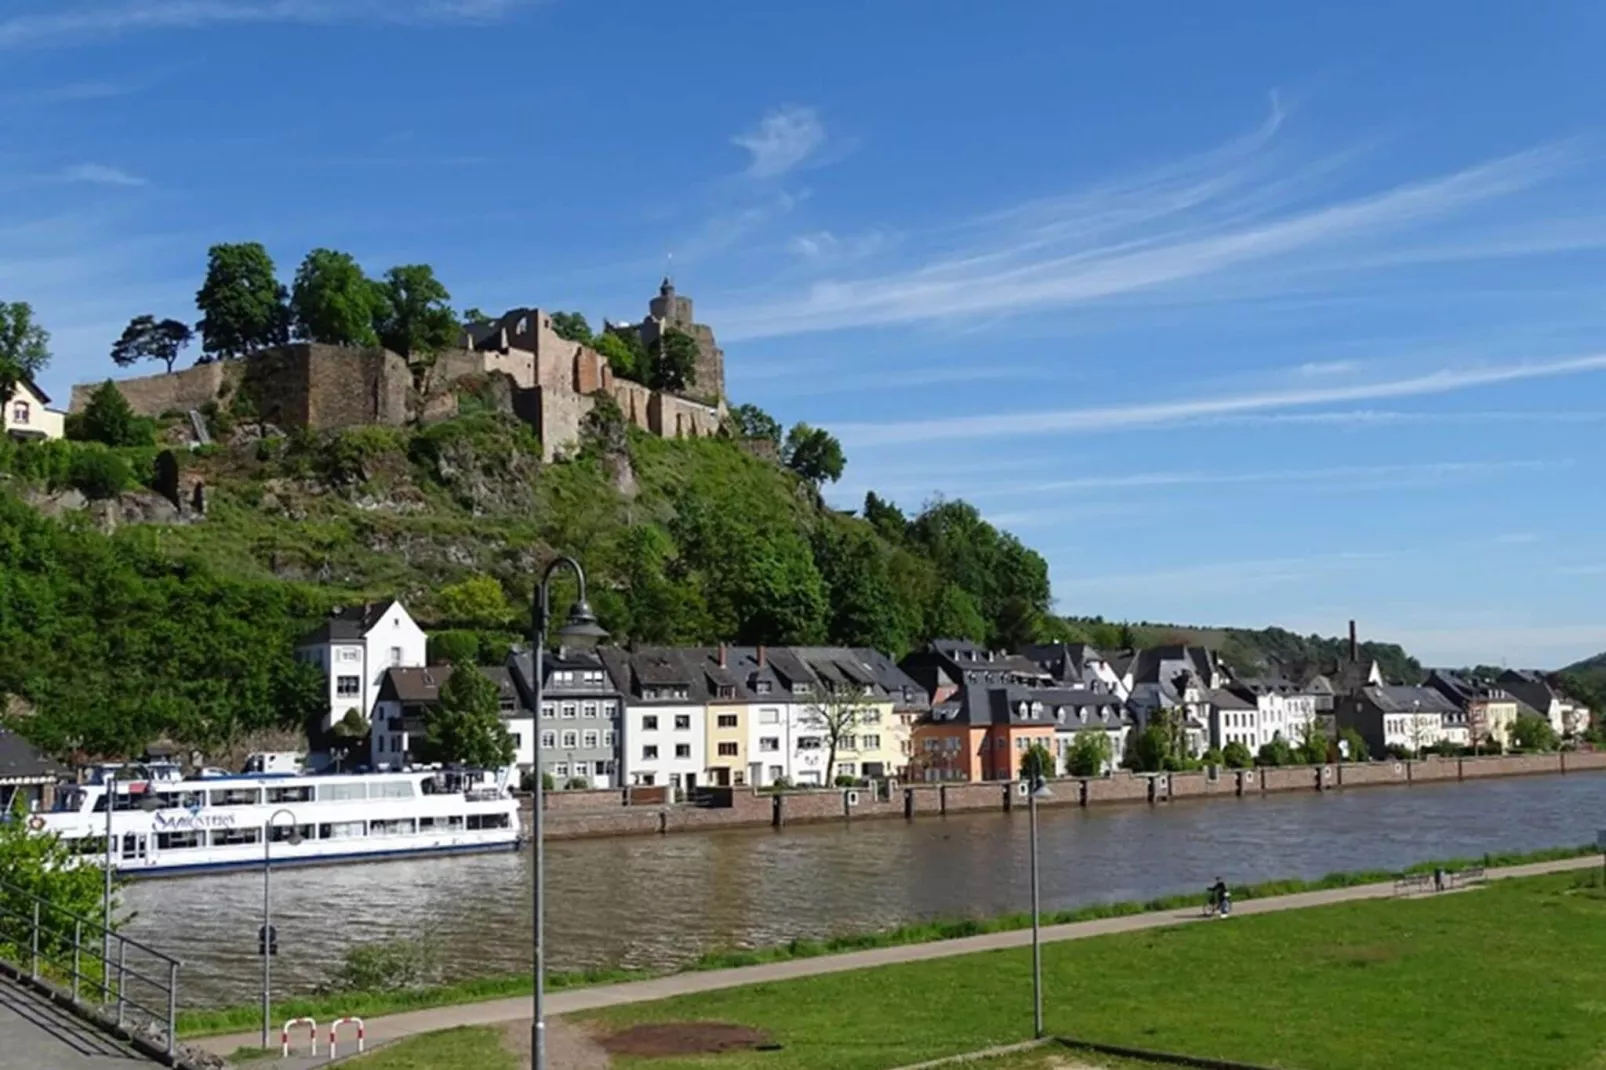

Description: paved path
[197,855,1599,1063]
[0,974,158,1069]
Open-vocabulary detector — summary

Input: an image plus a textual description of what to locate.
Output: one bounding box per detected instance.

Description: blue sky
[5,1,1606,667]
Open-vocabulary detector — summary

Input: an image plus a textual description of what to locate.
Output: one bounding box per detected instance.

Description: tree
[1338,727,1371,762]
[647,328,700,392]
[863,492,907,542]
[1511,713,1558,752]
[329,708,369,771]
[783,423,846,485]
[110,315,193,374]
[549,311,592,344]
[801,686,874,788]
[1258,737,1297,766]
[925,584,988,643]
[195,242,289,359]
[0,794,117,964]
[462,307,493,325]
[595,327,647,382]
[421,663,515,769]
[1131,707,1192,771]
[433,574,512,629]
[77,381,151,448]
[1065,732,1113,777]
[1222,740,1254,768]
[290,249,383,347]
[1296,720,1330,764]
[0,300,50,408]
[374,265,458,360]
[1020,741,1055,782]
[813,519,913,655]
[732,403,782,445]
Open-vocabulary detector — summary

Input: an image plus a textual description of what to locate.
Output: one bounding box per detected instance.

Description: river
[126,772,1606,1005]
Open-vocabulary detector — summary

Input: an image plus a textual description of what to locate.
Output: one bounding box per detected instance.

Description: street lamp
[1027,773,1053,1038]
[103,767,160,995]
[530,556,608,1070]
[261,808,303,1050]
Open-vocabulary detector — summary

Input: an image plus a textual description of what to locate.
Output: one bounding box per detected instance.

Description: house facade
[1335,686,1459,757]
[0,727,62,812]
[918,685,1058,782]
[3,379,65,441]
[1233,678,1319,750]
[507,647,623,788]
[295,601,428,732]
[1497,669,1592,737]
[599,646,708,794]
[1046,688,1129,774]
[371,665,526,776]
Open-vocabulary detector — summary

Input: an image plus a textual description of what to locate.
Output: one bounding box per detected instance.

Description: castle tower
[637,277,725,402]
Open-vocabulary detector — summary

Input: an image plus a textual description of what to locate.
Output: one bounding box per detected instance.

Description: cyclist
[1209,876,1231,917]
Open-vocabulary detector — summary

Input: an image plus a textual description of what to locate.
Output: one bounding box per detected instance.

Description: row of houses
[294,605,1595,789]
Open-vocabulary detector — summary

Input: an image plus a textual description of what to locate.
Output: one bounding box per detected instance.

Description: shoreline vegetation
[174,842,1596,1039]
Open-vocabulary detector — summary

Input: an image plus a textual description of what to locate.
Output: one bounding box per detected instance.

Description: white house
[295,600,428,732]
[1233,679,1319,751]
[370,665,527,778]
[3,379,65,441]
[740,647,828,787]
[598,647,708,795]
[1045,689,1129,774]
[1206,688,1259,752]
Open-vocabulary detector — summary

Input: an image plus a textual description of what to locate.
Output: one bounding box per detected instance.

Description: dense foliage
[110,315,193,374]
[196,242,291,359]
[420,663,514,769]
[290,248,384,348]
[0,299,51,406]
[0,795,117,961]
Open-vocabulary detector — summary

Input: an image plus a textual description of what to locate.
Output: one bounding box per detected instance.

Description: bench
[1448,865,1487,889]
[1394,873,1434,896]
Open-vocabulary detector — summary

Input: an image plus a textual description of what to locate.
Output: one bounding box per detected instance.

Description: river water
[127,773,1606,1005]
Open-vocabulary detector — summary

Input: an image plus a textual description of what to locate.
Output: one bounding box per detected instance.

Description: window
[674,714,692,730]
[561,703,577,719]
[768,765,784,780]
[209,787,260,807]
[643,745,659,760]
[755,681,772,694]
[758,709,779,724]
[377,736,386,753]
[511,733,522,749]
[554,763,570,777]
[759,737,779,752]
[842,736,858,751]
[718,742,739,757]
[837,762,856,777]
[267,785,313,804]
[542,702,555,718]
[319,782,368,802]
[670,773,682,789]
[390,646,403,666]
[794,683,813,695]
[602,730,615,746]
[582,730,599,748]
[861,710,882,724]
[10,400,29,425]
[582,703,598,718]
[371,781,414,799]
[601,701,618,717]
[717,714,739,728]
[369,818,416,837]
[211,827,262,847]
[540,730,555,748]
[336,676,360,698]
[717,685,736,699]
[561,730,578,748]
[643,715,659,731]
[268,824,315,843]
[468,813,511,831]
[595,760,612,776]
[797,736,822,750]
[862,734,881,750]
[675,744,691,759]
[156,831,203,850]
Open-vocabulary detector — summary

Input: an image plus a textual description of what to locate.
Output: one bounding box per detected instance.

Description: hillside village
[296,602,1593,793]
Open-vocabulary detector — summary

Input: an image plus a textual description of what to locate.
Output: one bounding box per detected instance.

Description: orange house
[912,687,1058,781]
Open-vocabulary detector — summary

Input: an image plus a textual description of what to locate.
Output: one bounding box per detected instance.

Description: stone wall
[70,361,233,415]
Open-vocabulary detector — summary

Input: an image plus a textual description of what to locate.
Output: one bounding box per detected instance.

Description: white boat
[30,753,521,878]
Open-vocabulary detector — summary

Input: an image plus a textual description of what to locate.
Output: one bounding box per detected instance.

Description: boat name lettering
[153,813,237,831]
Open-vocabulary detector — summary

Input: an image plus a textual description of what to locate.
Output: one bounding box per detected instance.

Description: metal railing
[0,879,181,1065]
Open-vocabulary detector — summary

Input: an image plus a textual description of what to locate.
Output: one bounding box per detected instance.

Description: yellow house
[1470,693,1521,750]
[834,697,904,780]
[4,379,65,441]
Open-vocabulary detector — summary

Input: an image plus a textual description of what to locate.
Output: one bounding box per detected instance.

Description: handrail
[0,878,182,1065]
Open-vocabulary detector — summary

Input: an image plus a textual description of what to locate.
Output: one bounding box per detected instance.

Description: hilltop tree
[422,663,515,770]
[783,423,846,485]
[593,331,643,381]
[549,311,592,344]
[78,381,151,448]
[863,492,907,542]
[648,328,699,392]
[925,584,987,643]
[433,574,513,629]
[0,300,50,407]
[374,265,458,360]
[110,315,193,374]
[732,403,782,446]
[290,249,382,347]
[195,242,289,359]
[462,308,492,325]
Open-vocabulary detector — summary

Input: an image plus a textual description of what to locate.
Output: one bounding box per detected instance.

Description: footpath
[196,854,1598,1061]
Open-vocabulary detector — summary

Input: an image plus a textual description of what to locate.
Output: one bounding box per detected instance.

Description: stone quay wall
[534,749,1606,841]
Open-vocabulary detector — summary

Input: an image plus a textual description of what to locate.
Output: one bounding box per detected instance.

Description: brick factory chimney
[1349,620,1358,662]
[757,645,767,668]
[718,644,727,669]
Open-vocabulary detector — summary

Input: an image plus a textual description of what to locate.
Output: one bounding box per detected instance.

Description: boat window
[267,785,314,804]
[209,787,260,807]
[418,816,441,831]
[55,788,86,813]
[157,831,204,850]
[153,790,205,811]
[69,836,109,856]
[467,813,511,831]
[369,818,416,837]
[319,821,366,840]
[319,783,368,803]
[268,824,315,843]
[447,816,465,831]
[210,827,262,847]
[370,781,415,800]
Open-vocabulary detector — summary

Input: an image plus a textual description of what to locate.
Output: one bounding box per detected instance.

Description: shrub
[69,448,133,499]
[320,938,441,994]
[1222,740,1254,768]
[427,630,482,665]
[564,777,590,791]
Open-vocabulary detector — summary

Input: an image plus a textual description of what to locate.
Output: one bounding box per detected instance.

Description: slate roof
[853,648,931,712]
[1021,642,1111,684]
[377,665,521,708]
[1127,645,1219,686]
[1361,685,1460,715]
[297,600,400,646]
[0,729,61,784]
[930,685,1058,727]
[1206,687,1257,711]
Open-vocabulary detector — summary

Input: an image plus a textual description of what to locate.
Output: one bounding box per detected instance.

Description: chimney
[1348,620,1358,662]
[757,645,767,668]
[718,643,728,669]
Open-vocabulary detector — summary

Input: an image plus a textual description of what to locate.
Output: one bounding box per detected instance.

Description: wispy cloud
[1296,359,1361,377]
[835,352,1606,446]
[732,106,826,179]
[0,0,535,49]
[0,80,132,104]
[56,163,146,186]
[709,104,1581,341]
[1186,408,1606,428]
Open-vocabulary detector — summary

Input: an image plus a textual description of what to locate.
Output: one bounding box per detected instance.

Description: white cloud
[1295,360,1360,377]
[708,105,1579,341]
[732,106,826,179]
[57,163,146,186]
[834,352,1606,446]
[0,0,535,48]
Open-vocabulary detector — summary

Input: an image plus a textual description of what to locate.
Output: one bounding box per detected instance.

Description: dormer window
[755,680,772,695]
[793,682,813,696]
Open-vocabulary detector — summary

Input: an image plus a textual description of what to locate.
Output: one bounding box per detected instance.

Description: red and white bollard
[280,1017,317,1058]
[330,1016,365,1058]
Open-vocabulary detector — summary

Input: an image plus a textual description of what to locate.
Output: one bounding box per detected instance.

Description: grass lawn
[343,1026,518,1070]
[579,871,1606,1070]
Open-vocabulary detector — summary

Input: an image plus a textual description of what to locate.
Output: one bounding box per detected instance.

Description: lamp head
[287,828,304,846]
[557,597,609,649]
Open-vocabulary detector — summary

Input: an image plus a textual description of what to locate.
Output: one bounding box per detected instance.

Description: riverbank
[537,750,1606,841]
[187,848,1601,1051]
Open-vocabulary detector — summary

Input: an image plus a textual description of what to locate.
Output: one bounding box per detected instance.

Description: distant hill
[1058,618,1424,685]
[1559,652,1606,711]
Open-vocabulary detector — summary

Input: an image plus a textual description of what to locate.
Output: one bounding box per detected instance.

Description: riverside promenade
[192,854,1600,1059]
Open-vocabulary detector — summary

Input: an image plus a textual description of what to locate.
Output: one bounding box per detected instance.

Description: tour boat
[28,753,521,878]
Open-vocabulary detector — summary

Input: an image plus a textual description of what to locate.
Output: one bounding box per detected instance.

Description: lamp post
[529,557,608,1070]
[261,808,303,1050]
[103,767,160,994]
[1027,772,1053,1038]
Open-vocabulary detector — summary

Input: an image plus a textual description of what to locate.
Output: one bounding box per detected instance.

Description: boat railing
[0,878,182,1065]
